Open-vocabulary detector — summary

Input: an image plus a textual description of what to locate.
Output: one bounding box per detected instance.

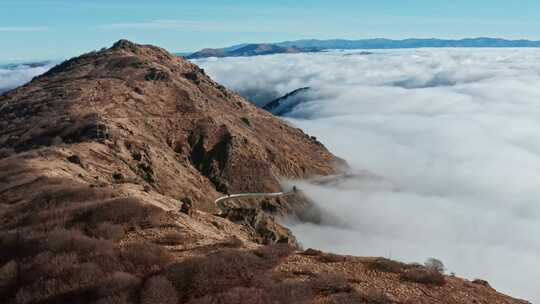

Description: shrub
[219,236,244,248]
[397,258,446,286]
[78,197,165,228]
[323,289,391,304]
[0,260,18,284]
[119,242,173,276]
[155,232,186,246]
[241,117,251,127]
[472,279,491,287]
[309,274,353,295]
[187,287,266,304]
[424,258,445,274]
[253,243,294,263]
[91,222,126,241]
[0,225,175,303]
[180,196,193,215]
[0,148,15,158]
[0,260,18,300]
[317,253,346,263]
[138,163,155,183]
[266,281,314,303]
[16,202,95,232]
[322,293,364,304]
[183,72,200,83]
[30,184,114,208]
[140,275,178,304]
[93,272,141,298]
[165,249,268,300]
[132,151,142,161]
[14,260,103,304]
[22,251,79,280]
[302,248,323,256]
[0,231,26,264]
[43,229,114,256]
[401,268,445,286]
[67,154,83,166]
[145,68,170,81]
[50,135,64,145]
[359,289,393,304]
[368,258,406,274]
[188,282,315,304]
[93,293,133,304]
[112,172,124,181]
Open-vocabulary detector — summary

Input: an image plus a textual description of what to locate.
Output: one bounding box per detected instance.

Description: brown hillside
[0,39,339,212]
[0,40,528,304]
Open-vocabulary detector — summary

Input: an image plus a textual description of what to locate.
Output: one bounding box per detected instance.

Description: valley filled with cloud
[2,48,538,300]
[196,49,540,301]
[0,62,55,94]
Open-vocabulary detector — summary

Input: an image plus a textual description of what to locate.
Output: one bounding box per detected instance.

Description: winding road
[214,188,297,213]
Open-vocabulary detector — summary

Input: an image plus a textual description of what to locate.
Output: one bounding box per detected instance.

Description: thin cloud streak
[95,19,290,34]
[96,20,207,30]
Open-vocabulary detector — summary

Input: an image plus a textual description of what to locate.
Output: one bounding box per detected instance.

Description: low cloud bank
[0,62,54,94]
[196,49,540,301]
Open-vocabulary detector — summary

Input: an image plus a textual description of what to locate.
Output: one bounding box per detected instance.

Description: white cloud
[0,62,55,94]
[196,48,540,302]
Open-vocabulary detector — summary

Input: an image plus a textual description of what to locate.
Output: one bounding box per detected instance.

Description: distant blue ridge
[186,37,540,58]
[276,37,540,49]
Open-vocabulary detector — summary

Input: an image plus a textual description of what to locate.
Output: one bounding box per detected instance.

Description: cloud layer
[195,49,540,301]
[0,62,54,94]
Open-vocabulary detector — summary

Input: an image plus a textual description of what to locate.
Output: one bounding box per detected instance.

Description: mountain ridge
[263,87,312,116]
[186,37,540,58]
[187,43,321,59]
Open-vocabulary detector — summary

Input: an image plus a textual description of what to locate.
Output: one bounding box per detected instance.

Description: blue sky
[1,0,540,61]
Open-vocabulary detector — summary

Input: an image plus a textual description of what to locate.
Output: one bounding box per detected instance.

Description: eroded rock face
[220,207,297,246]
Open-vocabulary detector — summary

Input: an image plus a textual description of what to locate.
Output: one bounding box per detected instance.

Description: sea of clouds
[195,48,540,301]
[0,62,55,94]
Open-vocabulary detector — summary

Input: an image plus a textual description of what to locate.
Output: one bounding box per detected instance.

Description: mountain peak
[108,39,173,59]
[1,40,339,211]
[31,39,197,85]
[111,39,138,50]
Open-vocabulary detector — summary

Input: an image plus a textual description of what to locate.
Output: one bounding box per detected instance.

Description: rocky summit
[0,40,528,304]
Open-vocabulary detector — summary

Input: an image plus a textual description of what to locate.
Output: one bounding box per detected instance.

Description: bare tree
[425,258,445,274]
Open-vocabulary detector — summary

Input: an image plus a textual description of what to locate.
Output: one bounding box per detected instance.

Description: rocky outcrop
[220,207,297,245]
[263,87,312,116]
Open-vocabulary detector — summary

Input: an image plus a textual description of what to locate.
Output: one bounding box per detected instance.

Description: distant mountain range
[186,43,320,59]
[185,38,540,59]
